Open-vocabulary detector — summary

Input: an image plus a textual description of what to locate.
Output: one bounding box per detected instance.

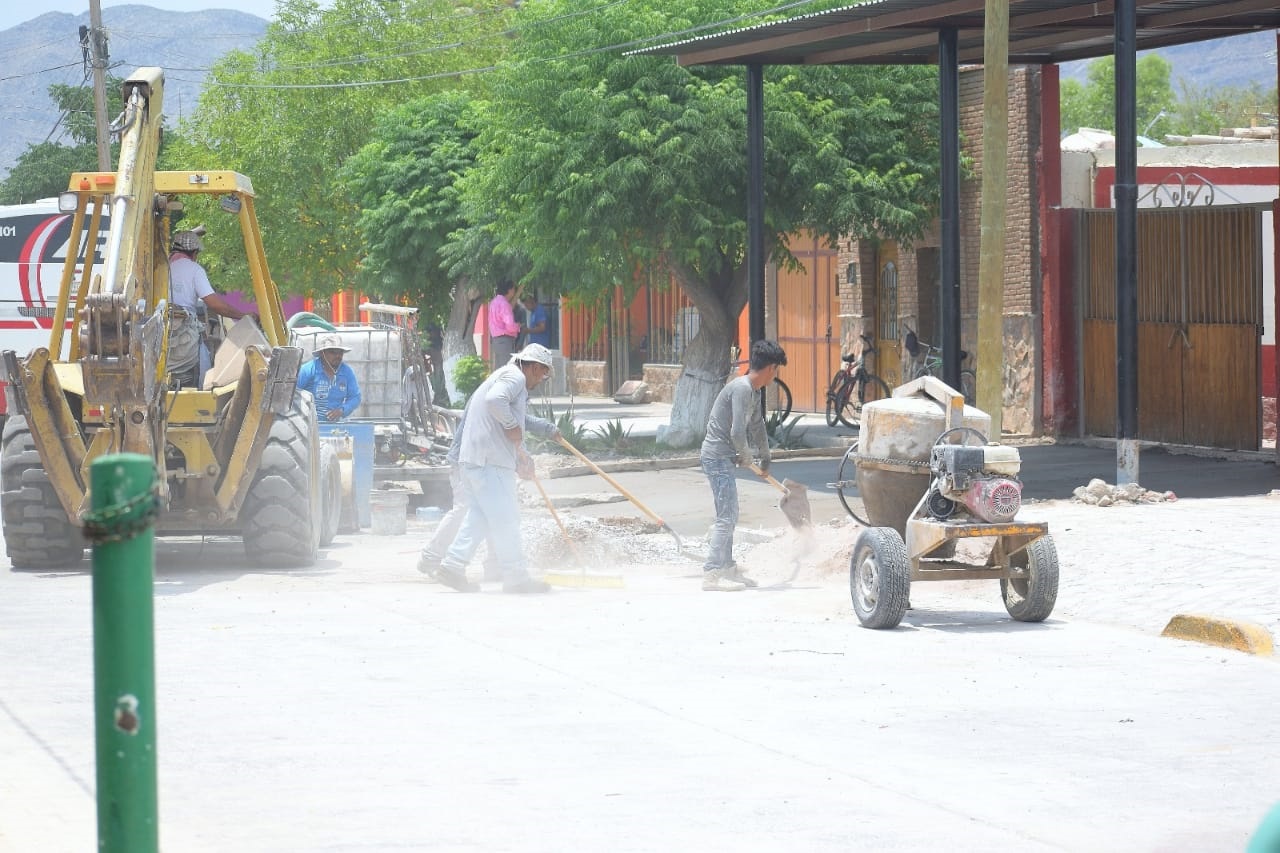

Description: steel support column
[1114,0,1139,484]
[938,28,962,391]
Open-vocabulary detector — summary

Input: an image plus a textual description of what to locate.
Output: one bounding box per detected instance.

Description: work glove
[757,457,771,475]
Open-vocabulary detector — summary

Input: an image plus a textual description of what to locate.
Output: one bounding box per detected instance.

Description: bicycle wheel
[959,370,977,406]
[834,440,871,526]
[837,375,890,429]
[824,374,846,426]
[767,377,792,423]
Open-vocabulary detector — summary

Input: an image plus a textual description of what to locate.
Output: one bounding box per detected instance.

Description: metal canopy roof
[633,0,1280,67]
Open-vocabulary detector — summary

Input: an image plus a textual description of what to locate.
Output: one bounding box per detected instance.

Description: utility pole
[89,0,111,171]
[976,0,1009,437]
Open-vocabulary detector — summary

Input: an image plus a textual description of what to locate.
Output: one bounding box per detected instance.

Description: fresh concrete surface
[2,463,1279,851]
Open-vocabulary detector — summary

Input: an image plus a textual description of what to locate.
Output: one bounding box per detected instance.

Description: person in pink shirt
[487,280,520,370]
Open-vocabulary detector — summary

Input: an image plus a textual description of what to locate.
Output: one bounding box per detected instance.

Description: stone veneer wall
[642,364,681,403]
[570,361,606,397]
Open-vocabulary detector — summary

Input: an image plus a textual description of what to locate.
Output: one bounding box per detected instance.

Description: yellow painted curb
[543,571,625,589]
[1160,613,1274,656]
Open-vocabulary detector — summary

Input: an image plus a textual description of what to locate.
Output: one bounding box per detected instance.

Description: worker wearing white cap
[428,343,559,594]
[296,333,362,422]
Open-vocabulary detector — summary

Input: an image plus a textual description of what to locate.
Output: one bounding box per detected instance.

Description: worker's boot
[702,569,746,592]
[724,564,758,588]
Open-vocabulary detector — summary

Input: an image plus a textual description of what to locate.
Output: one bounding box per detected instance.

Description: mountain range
[0,9,1275,180]
[0,5,267,180]
[1060,30,1277,93]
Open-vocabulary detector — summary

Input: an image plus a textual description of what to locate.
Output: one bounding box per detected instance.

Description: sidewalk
[534,393,853,448]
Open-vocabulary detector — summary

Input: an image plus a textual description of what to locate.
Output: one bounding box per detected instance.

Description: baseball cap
[512,343,553,369]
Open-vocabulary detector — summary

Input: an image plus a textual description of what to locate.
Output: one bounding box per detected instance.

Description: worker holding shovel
[429,343,560,594]
[699,339,788,591]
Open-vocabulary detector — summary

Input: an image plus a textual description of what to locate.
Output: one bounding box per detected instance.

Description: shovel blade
[779,478,811,528]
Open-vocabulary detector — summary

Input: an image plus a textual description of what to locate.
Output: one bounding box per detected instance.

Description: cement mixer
[839,376,1059,629]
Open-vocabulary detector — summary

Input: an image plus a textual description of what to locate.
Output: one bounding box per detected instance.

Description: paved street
[2,444,1278,851]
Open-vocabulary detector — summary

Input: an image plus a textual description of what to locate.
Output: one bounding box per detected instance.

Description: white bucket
[369,490,409,535]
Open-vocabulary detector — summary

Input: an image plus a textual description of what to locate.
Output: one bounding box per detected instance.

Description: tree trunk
[440,281,484,404]
[659,271,740,448]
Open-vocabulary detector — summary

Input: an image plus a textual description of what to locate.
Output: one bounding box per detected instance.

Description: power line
[0,60,82,83]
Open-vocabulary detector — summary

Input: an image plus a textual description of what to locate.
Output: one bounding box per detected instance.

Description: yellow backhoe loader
[1,67,339,568]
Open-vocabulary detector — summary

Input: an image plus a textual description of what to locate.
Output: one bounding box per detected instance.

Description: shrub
[767,412,807,450]
[591,419,634,453]
[452,355,488,402]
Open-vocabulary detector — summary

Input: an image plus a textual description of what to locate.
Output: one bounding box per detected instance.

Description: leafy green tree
[1060,54,1177,138]
[338,91,482,324]
[0,78,124,204]
[455,0,941,443]
[173,0,514,299]
[1170,80,1278,137]
[1,75,192,204]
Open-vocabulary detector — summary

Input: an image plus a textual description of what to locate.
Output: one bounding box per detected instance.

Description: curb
[1160,613,1275,656]
[542,444,848,479]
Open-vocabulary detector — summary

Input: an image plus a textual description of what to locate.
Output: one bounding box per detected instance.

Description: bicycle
[824,333,890,429]
[903,327,976,406]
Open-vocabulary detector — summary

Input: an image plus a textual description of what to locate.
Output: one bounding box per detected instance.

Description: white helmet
[512,343,554,370]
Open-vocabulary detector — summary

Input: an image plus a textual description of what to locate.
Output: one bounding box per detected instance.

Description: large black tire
[241,391,319,567]
[318,442,341,547]
[838,375,890,429]
[1001,535,1059,623]
[1,416,84,569]
[849,526,910,629]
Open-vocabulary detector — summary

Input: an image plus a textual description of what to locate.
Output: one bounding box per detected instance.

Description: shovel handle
[749,463,787,493]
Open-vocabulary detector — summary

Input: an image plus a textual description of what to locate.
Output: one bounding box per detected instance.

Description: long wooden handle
[532,473,581,559]
[749,463,787,493]
[555,434,668,528]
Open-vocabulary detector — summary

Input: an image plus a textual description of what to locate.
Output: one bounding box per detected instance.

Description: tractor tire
[241,391,319,568]
[318,442,341,546]
[849,526,910,629]
[1,416,84,569]
[1001,535,1059,623]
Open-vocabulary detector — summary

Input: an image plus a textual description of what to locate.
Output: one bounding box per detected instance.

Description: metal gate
[775,232,839,412]
[1078,204,1263,450]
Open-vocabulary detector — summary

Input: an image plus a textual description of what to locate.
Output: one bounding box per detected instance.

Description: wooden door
[1079,206,1262,450]
[776,232,839,412]
[876,242,902,388]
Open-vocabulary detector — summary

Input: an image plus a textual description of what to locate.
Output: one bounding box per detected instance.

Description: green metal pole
[89,452,159,853]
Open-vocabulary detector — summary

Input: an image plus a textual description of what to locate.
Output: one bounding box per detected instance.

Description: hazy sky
[1,1,274,32]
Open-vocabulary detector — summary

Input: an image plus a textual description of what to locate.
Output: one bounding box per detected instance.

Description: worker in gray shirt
[430,343,560,594]
[699,339,788,591]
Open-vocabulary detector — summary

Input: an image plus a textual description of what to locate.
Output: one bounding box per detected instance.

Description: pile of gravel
[1071,477,1176,506]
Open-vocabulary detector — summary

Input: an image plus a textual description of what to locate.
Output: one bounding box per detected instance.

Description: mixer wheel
[1001,535,1059,622]
[850,526,911,629]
